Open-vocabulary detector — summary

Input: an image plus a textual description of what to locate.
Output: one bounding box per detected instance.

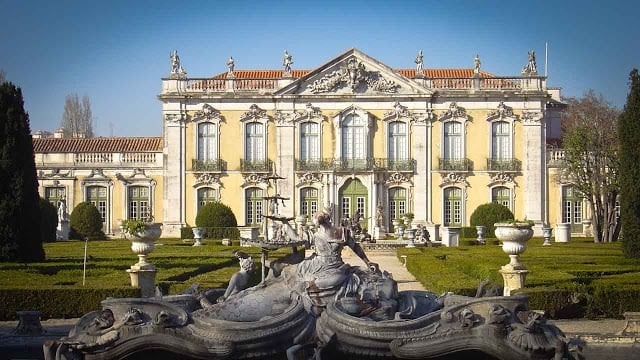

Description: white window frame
[332,105,372,163]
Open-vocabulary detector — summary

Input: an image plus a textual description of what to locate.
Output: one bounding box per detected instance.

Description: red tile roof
[33,137,163,153]
[212,68,494,79]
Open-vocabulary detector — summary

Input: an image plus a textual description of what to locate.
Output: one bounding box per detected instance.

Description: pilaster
[522,111,545,234]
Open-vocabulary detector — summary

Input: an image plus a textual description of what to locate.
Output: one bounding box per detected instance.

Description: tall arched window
[388,187,407,231]
[444,187,462,226]
[491,121,511,161]
[128,186,149,220]
[300,122,319,162]
[198,122,217,161]
[388,121,407,169]
[341,114,366,167]
[87,186,107,223]
[245,122,265,163]
[492,186,511,210]
[562,186,583,233]
[300,188,318,219]
[245,188,264,225]
[197,187,217,210]
[443,121,462,160]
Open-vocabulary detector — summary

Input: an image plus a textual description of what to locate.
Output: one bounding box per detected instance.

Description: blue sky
[1,0,638,137]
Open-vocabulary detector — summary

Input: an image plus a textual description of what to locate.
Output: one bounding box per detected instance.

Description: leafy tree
[69,202,105,240]
[195,202,238,228]
[61,94,93,138]
[469,203,514,238]
[0,81,45,261]
[618,69,640,257]
[39,198,58,243]
[560,90,621,243]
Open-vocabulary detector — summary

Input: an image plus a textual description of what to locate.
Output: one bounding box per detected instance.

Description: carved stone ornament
[385,172,412,186]
[293,103,324,122]
[384,101,414,121]
[165,113,183,123]
[521,111,543,125]
[274,110,295,125]
[413,109,435,123]
[240,104,268,122]
[194,104,223,122]
[193,173,222,187]
[438,102,468,122]
[39,168,73,179]
[308,57,399,94]
[486,102,515,121]
[297,172,322,186]
[488,172,516,187]
[440,172,469,187]
[241,173,269,187]
[87,168,106,178]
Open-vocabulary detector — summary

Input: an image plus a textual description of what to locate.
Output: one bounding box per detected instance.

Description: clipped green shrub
[195,202,238,228]
[469,203,514,238]
[39,198,58,243]
[0,287,140,320]
[181,225,194,239]
[201,227,240,239]
[69,202,105,240]
[460,226,477,239]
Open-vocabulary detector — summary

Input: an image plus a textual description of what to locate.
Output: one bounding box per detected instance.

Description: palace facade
[34,48,587,239]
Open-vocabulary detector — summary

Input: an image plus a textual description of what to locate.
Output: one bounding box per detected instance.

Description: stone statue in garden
[57,200,68,222]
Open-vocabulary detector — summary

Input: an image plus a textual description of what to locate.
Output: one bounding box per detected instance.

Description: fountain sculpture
[44,182,578,360]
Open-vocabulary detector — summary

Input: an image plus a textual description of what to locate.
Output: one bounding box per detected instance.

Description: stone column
[162,112,186,237]
[413,120,428,223]
[522,111,545,235]
[275,119,295,218]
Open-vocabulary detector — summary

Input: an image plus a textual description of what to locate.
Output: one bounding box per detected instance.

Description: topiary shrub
[195,202,238,228]
[39,198,58,243]
[469,203,514,238]
[69,202,105,240]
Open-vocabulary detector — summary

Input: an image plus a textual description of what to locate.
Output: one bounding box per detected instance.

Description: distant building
[34,48,587,239]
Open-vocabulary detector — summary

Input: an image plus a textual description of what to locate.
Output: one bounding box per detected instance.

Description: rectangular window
[342,197,351,220]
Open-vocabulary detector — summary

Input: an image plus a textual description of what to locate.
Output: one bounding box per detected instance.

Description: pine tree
[0,81,45,262]
[618,69,640,258]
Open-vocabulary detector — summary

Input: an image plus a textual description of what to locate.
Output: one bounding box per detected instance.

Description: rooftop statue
[522,50,538,75]
[226,56,235,75]
[44,211,579,360]
[474,53,481,74]
[414,50,424,76]
[283,50,293,75]
[169,50,186,78]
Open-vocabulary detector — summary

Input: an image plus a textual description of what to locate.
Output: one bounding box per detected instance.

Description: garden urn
[129,223,162,270]
[192,227,204,246]
[494,222,533,296]
[475,225,486,244]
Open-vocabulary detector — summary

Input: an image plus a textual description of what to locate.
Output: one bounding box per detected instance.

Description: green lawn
[398,237,640,318]
[0,238,292,293]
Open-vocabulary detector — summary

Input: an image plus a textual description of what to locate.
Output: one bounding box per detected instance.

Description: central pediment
[275,48,432,96]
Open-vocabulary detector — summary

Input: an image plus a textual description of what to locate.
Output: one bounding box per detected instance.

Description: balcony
[438,158,473,171]
[192,158,226,172]
[295,158,415,172]
[486,158,521,172]
[547,149,565,167]
[240,159,273,172]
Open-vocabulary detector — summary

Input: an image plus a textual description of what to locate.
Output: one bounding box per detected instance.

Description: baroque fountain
[44,186,579,359]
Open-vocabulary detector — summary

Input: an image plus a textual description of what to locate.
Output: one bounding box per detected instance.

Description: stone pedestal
[499,266,529,296]
[621,312,640,335]
[555,223,571,243]
[372,226,385,241]
[127,266,157,298]
[425,223,440,243]
[239,226,259,247]
[56,220,70,240]
[14,311,43,335]
[441,227,459,247]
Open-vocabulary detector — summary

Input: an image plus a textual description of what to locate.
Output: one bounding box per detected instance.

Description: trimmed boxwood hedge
[0,287,140,320]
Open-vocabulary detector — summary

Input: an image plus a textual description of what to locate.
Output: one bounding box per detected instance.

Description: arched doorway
[339,178,368,229]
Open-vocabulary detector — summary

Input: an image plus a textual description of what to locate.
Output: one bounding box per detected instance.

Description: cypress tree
[618,69,640,258]
[0,81,45,262]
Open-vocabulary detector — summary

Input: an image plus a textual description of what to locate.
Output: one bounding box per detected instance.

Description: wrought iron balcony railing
[192,158,226,172]
[438,158,473,171]
[295,158,416,172]
[240,159,273,172]
[486,158,521,172]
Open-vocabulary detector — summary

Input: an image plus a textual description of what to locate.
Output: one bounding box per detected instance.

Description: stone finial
[283,50,293,76]
[521,50,538,75]
[415,50,424,77]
